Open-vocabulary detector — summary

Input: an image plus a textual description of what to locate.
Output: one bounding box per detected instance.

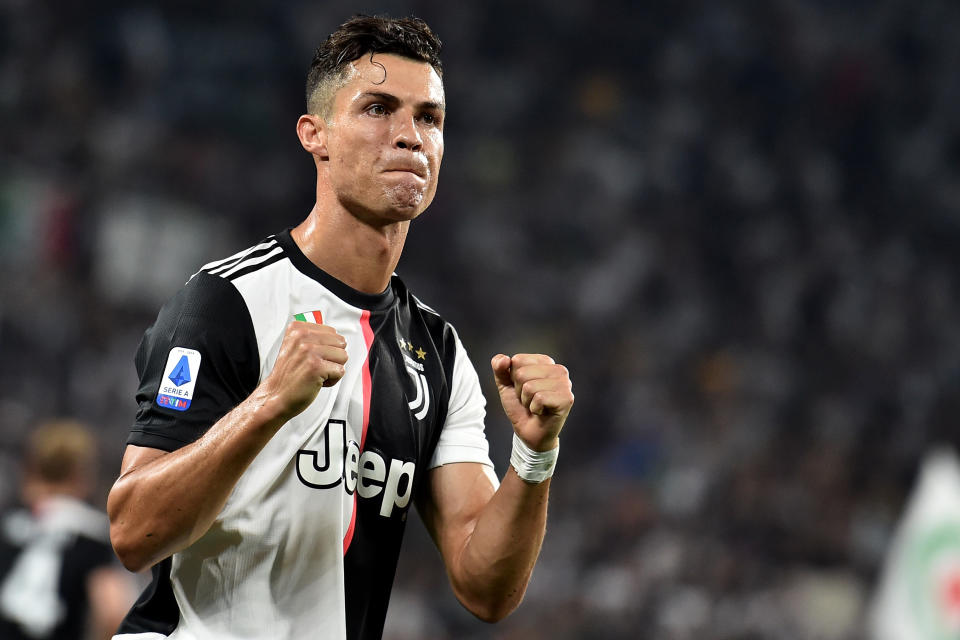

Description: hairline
[307,52,443,121]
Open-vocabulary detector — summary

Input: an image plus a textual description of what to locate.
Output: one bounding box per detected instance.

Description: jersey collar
[277,228,396,311]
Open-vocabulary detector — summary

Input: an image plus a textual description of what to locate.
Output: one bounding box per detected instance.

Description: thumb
[491,354,514,392]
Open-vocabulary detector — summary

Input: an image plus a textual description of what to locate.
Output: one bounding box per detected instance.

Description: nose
[393,113,422,152]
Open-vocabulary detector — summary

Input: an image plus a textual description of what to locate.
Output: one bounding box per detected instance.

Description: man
[0,420,134,640]
[107,15,574,640]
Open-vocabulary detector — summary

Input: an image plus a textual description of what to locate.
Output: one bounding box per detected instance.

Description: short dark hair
[306,15,443,116]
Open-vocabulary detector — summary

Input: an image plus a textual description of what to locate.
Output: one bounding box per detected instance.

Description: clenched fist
[491,353,573,452]
[261,320,349,422]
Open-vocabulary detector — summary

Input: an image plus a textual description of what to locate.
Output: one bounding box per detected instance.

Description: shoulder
[393,276,461,347]
[167,271,246,319]
[136,241,270,384]
[193,234,285,282]
[44,496,110,543]
[153,233,287,324]
[0,508,34,547]
[390,277,474,389]
[140,270,253,351]
[391,275,452,330]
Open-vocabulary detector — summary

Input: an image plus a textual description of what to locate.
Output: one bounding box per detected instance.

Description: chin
[383,184,429,217]
[340,185,435,225]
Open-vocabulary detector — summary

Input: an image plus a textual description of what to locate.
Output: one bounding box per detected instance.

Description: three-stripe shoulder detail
[199,237,277,273]
[194,237,286,281]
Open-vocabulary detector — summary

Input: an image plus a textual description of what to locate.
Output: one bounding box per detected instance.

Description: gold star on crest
[398,337,407,349]
[415,347,427,360]
[407,342,414,352]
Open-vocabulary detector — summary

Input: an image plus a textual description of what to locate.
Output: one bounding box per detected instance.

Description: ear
[296,114,328,160]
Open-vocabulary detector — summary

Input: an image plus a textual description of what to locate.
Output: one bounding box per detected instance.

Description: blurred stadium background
[2,1,960,638]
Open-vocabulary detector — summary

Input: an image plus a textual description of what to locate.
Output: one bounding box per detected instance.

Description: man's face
[322,53,445,224]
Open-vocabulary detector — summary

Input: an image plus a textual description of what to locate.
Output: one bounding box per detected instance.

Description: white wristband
[510,433,559,484]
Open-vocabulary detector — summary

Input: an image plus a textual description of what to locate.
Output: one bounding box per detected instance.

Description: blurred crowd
[2,0,960,638]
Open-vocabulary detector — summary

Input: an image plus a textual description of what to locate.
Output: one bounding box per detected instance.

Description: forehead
[337,53,445,108]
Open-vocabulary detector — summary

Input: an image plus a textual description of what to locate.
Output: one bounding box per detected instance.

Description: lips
[385,167,426,178]
[382,158,428,178]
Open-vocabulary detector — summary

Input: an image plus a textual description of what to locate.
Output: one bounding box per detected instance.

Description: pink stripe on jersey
[344,309,376,555]
[359,310,374,448]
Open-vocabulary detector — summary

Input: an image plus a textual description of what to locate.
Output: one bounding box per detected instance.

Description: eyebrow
[357,91,445,112]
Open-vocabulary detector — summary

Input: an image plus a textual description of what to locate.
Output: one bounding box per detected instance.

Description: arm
[418,353,573,622]
[86,565,137,640]
[107,321,348,572]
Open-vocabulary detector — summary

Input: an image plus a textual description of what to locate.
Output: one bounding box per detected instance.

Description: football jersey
[0,497,117,640]
[114,229,494,640]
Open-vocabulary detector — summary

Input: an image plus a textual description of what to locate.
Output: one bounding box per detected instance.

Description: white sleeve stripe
[199,238,278,274]
[208,242,279,275]
[218,246,285,278]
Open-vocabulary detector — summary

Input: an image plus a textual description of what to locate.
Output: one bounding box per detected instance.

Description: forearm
[108,390,287,571]
[450,469,551,622]
[427,352,572,621]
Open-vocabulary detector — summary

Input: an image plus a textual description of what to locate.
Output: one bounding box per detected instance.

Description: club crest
[397,337,429,420]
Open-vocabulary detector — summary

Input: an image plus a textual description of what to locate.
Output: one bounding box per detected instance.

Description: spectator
[0,420,136,640]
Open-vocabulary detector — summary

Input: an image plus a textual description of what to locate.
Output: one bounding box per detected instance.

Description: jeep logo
[296,419,415,518]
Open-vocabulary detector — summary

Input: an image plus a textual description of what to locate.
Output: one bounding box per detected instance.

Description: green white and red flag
[294,311,323,324]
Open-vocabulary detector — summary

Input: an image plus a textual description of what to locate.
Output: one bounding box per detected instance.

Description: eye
[419,112,441,127]
[367,104,388,116]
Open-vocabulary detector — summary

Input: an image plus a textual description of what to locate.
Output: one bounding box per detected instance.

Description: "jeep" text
[296,419,415,518]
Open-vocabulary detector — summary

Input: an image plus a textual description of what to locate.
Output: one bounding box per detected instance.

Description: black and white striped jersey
[113,229,494,640]
[0,497,117,640]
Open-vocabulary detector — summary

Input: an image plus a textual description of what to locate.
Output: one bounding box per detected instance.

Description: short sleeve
[429,333,494,469]
[128,272,260,451]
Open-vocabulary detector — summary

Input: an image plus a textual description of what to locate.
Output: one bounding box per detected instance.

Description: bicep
[418,462,498,566]
[421,329,499,567]
[108,445,169,521]
[118,444,169,478]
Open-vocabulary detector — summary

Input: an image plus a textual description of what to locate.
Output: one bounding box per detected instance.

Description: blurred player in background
[0,420,135,640]
[106,14,574,640]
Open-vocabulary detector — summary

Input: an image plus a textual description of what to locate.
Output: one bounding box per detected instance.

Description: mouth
[384,169,426,180]
[382,161,428,179]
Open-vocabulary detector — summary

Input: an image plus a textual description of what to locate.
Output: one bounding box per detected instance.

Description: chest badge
[398,337,429,420]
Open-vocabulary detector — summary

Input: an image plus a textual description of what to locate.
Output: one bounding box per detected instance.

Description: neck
[291,201,409,295]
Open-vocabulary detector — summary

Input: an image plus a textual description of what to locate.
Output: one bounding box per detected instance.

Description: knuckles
[510,354,555,368]
[318,344,349,365]
[283,323,347,354]
[511,362,572,386]
[501,353,575,425]
[285,321,344,343]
